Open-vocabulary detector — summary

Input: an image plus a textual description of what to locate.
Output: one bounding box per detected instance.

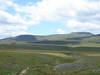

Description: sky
[0,0,100,38]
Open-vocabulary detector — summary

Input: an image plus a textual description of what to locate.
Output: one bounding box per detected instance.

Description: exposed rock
[54,63,96,73]
[75,59,99,63]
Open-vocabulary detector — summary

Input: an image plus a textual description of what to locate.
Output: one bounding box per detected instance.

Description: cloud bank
[0,0,100,38]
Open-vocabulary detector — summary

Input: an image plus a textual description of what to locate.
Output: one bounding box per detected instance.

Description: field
[0,46,100,75]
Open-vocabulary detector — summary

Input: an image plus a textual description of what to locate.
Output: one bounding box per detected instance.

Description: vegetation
[0,32,100,75]
[0,47,100,75]
[1,32,100,46]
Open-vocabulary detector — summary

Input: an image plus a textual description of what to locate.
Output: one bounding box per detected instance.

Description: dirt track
[16,67,29,75]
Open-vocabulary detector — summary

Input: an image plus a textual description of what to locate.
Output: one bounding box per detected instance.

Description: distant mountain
[66,32,93,40]
[81,34,100,44]
[1,32,100,45]
[96,34,100,36]
[3,35,38,42]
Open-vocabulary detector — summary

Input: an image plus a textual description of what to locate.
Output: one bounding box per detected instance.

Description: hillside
[4,35,38,42]
[81,35,100,44]
[0,32,100,46]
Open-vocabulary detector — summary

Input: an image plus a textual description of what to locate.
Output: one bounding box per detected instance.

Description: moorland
[0,32,100,75]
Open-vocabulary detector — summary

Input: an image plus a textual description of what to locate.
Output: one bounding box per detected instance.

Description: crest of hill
[1,32,94,42]
[81,34,100,44]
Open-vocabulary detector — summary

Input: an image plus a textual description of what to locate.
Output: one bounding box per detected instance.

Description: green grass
[0,49,100,75]
[0,43,100,75]
[0,50,76,75]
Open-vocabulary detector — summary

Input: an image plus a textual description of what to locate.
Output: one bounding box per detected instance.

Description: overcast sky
[0,0,100,38]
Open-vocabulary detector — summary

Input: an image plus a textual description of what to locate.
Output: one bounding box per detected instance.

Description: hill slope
[81,34,100,44]
[1,32,100,45]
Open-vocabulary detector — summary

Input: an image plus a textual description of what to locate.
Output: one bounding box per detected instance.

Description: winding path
[16,67,29,75]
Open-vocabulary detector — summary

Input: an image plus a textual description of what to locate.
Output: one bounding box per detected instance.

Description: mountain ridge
[1,32,100,45]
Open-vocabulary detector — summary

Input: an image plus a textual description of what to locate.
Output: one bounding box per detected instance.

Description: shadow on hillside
[0,44,100,52]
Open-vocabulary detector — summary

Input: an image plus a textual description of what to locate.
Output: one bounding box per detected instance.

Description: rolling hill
[0,32,100,46]
[81,34,100,44]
